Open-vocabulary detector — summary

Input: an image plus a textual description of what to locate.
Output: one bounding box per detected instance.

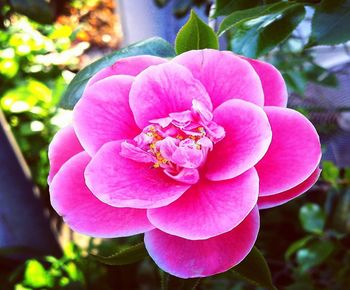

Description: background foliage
[1,0,350,289]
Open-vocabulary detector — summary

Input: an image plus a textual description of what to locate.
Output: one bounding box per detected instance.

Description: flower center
[120,100,225,184]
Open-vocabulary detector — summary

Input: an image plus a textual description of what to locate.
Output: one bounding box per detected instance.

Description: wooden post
[0,110,61,259]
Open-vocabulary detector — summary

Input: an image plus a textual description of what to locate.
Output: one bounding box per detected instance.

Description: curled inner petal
[120,100,225,184]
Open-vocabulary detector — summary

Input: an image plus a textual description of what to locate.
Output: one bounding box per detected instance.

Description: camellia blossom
[48,49,321,278]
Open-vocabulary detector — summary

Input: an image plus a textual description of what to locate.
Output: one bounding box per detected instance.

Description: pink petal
[129,62,212,128]
[256,107,321,196]
[87,55,167,87]
[172,49,264,108]
[147,168,259,240]
[144,207,259,278]
[243,57,288,107]
[205,99,272,181]
[73,75,139,155]
[258,168,321,209]
[49,152,154,238]
[48,125,83,184]
[85,141,191,209]
[164,168,200,185]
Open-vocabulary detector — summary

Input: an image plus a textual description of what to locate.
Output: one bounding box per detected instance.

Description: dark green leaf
[213,0,261,17]
[218,5,270,36]
[299,203,326,234]
[305,63,338,87]
[231,246,276,290]
[285,235,314,260]
[60,37,175,110]
[330,188,350,234]
[345,168,350,181]
[90,242,148,266]
[9,0,55,24]
[309,0,350,46]
[283,71,307,94]
[175,10,219,54]
[161,271,200,290]
[154,0,171,7]
[173,0,192,18]
[296,239,334,272]
[228,3,306,58]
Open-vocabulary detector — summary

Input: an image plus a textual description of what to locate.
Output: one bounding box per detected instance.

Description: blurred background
[0,0,350,289]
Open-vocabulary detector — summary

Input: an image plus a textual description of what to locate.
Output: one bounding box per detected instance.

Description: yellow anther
[154,134,163,140]
[153,162,160,168]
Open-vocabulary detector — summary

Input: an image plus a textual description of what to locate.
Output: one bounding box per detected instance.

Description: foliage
[6,243,110,290]
[154,0,349,94]
[60,37,175,109]
[0,10,85,201]
[309,0,350,46]
[1,1,350,290]
[1,0,60,25]
[175,10,219,54]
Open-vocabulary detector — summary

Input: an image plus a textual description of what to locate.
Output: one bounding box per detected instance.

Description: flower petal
[258,168,321,209]
[147,168,259,240]
[205,99,272,181]
[256,107,321,196]
[144,207,259,278]
[87,55,167,87]
[129,62,212,128]
[173,49,264,108]
[48,125,83,184]
[73,75,139,155]
[243,57,288,107]
[50,152,154,238]
[85,141,191,209]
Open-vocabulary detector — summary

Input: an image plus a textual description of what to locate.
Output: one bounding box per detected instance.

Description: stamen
[123,101,225,184]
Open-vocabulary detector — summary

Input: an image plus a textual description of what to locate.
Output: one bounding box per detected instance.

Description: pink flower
[48,49,321,278]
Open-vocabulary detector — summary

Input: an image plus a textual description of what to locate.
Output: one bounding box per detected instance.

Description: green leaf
[296,239,334,272]
[231,246,276,290]
[309,0,350,46]
[213,0,261,17]
[330,188,350,234]
[322,161,340,187]
[175,10,219,55]
[344,168,350,182]
[226,3,306,58]
[90,242,148,266]
[299,203,326,234]
[60,37,175,110]
[285,235,314,260]
[283,71,307,94]
[218,5,271,36]
[161,272,200,290]
[305,63,338,87]
[23,260,53,288]
[9,0,55,24]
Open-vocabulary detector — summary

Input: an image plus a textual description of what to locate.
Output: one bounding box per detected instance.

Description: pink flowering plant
[48,10,321,287]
